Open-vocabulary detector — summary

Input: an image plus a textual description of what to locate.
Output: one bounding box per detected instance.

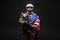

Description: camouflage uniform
[19,12,40,40]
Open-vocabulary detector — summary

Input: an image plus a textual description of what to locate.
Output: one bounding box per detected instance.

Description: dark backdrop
[1,0,55,40]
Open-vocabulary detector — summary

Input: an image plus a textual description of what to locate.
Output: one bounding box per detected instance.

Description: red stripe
[32,24,39,27]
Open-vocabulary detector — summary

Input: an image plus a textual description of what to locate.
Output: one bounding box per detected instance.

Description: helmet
[26,4,34,7]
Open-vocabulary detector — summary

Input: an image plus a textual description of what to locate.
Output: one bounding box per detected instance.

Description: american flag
[32,19,40,27]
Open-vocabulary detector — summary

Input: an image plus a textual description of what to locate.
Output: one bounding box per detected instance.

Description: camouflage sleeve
[19,14,25,24]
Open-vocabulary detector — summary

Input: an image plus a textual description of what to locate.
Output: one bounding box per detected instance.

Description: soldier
[19,3,40,40]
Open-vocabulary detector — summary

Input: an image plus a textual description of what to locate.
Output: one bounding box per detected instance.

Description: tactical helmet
[26,4,34,7]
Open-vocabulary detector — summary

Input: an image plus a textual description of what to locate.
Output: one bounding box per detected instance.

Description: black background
[1,0,57,40]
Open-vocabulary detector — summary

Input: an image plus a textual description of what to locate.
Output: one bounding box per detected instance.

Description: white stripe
[34,22,39,25]
[36,19,40,22]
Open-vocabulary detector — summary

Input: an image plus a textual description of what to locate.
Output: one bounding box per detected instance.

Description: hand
[24,21,28,23]
[21,21,25,24]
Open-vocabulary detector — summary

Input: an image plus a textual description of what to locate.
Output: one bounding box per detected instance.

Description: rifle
[20,12,31,32]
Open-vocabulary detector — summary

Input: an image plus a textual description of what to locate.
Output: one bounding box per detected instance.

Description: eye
[30,7,33,8]
[26,7,33,8]
[27,7,29,8]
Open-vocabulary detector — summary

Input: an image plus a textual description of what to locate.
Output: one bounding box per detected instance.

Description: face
[26,6,33,11]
